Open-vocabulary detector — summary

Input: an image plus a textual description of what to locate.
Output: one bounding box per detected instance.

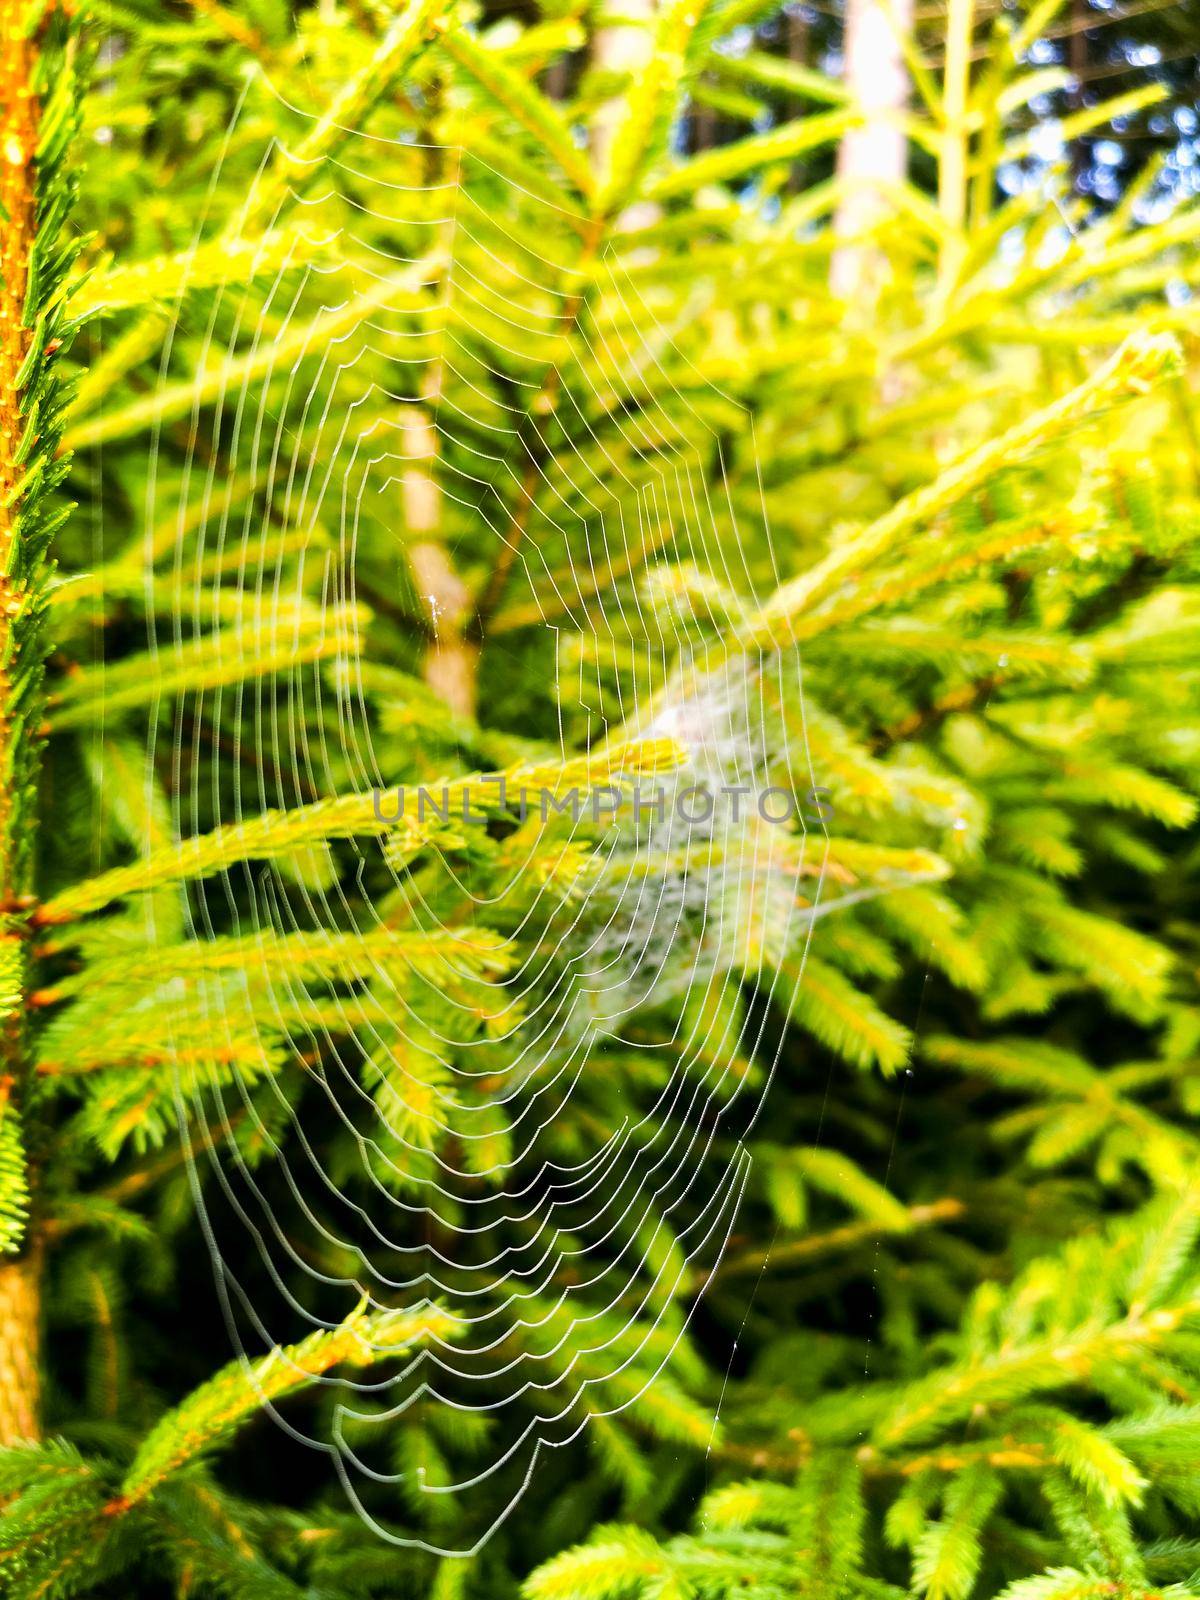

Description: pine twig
[704,1197,966,1287]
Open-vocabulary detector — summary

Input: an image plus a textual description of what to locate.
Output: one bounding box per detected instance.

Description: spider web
[135,65,845,1555]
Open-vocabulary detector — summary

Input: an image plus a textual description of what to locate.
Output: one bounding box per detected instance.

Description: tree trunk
[0,1252,40,1444]
[402,408,478,721]
[830,0,914,300]
[591,0,657,179]
[409,542,478,722]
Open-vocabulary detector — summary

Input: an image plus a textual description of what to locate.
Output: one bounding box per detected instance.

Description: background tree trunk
[0,1252,40,1444]
[591,0,658,178]
[403,407,479,722]
[830,0,914,299]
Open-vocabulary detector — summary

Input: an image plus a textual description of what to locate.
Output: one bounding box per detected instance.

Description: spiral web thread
[134,72,858,1554]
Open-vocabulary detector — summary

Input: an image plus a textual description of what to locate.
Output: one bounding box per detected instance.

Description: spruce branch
[35,924,515,1009]
[0,0,83,1445]
[437,24,595,200]
[115,1301,459,1510]
[46,603,369,729]
[744,334,1183,652]
[62,256,445,452]
[707,1197,966,1285]
[37,736,685,922]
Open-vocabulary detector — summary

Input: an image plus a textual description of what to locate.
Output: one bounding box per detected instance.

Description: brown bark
[409,541,478,722]
[402,409,479,720]
[0,1250,40,1443]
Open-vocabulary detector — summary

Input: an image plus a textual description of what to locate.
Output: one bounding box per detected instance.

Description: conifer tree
[0,0,84,1448]
[0,2,1198,1598]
